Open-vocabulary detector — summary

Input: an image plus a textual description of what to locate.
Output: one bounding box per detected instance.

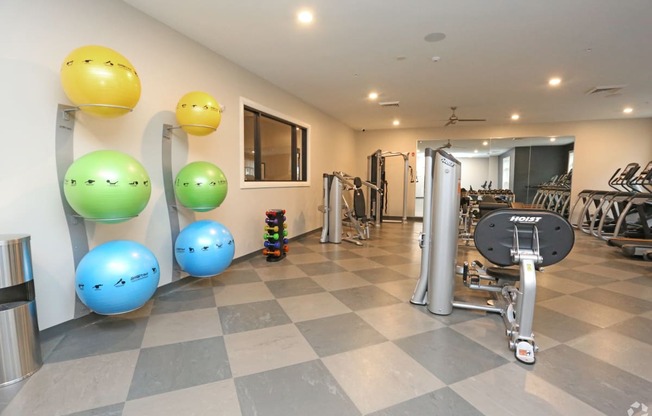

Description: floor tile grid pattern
[1,222,651,416]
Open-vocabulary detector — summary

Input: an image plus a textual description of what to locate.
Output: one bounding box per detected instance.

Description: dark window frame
[242,103,308,187]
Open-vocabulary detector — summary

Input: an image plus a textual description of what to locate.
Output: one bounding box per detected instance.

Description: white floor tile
[357,303,445,340]
[323,342,444,414]
[224,324,318,377]
[451,363,607,416]
[141,307,222,348]
[123,379,241,416]
[538,295,633,328]
[1,350,139,416]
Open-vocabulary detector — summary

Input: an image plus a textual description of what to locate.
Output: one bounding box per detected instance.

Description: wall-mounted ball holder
[263,209,288,262]
[56,104,143,317]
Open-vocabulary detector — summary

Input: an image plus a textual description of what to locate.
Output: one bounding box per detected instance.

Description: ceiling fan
[444,106,486,126]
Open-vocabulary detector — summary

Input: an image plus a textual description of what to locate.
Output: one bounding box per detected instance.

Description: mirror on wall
[414,136,574,216]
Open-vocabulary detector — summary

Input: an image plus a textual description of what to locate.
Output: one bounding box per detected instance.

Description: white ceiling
[124,0,652,131]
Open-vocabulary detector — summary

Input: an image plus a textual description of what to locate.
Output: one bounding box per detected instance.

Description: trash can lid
[0,235,31,246]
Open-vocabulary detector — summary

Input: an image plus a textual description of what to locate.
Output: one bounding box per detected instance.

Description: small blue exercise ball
[174,220,235,278]
[75,240,160,315]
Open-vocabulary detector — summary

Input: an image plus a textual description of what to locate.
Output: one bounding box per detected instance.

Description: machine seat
[486,266,520,281]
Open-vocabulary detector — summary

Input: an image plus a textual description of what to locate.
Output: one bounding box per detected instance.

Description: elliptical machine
[411,147,575,364]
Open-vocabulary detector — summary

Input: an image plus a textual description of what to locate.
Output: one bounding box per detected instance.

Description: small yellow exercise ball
[175,91,222,136]
[60,45,141,118]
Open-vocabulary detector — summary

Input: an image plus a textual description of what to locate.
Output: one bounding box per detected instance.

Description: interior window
[243,105,307,183]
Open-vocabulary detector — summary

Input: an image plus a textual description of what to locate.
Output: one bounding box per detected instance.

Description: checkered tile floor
[1,222,651,415]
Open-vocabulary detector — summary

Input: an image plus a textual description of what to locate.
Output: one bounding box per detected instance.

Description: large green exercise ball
[63,150,151,223]
[174,161,228,212]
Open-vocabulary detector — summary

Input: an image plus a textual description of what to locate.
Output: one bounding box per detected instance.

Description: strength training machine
[367,150,411,225]
[411,147,574,364]
[320,172,381,245]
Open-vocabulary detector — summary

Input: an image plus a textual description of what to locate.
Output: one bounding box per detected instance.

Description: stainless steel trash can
[0,234,42,387]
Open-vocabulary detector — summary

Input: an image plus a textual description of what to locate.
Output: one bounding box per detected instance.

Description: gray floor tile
[627,275,652,287]
[552,269,618,286]
[218,300,291,334]
[367,255,414,266]
[264,277,325,298]
[234,360,360,416]
[534,305,602,342]
[46,316,148,363]
[211,269,262,286]
[331,285,402,311]
[284,245,315,255]
[535,285,565,302]
[608,316,652,344]
[296,313,387,357]
[550,258,590,268]
[353,267,410,284]
[414,304,487,326]
[533,345,652,415]
[601,259,652,275]
[297,261,348,276]
[150,287,216,315]
[64,403,125,415]
[0,379,26,413]
[367,387,482,416]
[573,287,652,314]
[395,327,509,384]
[127,336,231,400]
[319,250,362,260]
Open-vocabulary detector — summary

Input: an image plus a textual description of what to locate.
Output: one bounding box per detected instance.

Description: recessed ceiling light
[368,92,378,100]
[297,10,313,24]
[474,149,479,153]
[550,137,557,142]
[482,140,488,146]
[511,114,520,120]
[549,77,562,86]
[623,107,633,114]
[392,119,400,126]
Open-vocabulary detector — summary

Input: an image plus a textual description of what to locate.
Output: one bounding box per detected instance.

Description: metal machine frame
[367,150,410,226]
[411,147,574,364]
[320,172,380,246]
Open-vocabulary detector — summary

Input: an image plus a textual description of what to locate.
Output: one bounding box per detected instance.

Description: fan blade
[458,118,486,122]
[444,119,455,126]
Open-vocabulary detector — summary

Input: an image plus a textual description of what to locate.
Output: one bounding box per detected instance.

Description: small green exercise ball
[174,161,228,212]
[63,150,151,223]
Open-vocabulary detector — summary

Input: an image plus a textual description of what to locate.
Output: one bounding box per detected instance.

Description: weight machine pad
[486,266,520,281]
[474,209,574,267]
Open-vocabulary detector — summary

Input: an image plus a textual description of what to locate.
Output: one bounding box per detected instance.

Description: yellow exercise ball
[60,45,141,118]
[175,91,222,136]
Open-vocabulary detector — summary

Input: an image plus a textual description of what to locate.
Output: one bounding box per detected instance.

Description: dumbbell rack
[263,209,288,262]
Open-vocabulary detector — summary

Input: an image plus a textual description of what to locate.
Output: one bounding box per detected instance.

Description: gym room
[0,1,651,415]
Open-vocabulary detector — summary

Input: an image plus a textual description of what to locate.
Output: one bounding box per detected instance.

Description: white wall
[2,0,650,331]
[354,119,652,217]
[0,0,356,329]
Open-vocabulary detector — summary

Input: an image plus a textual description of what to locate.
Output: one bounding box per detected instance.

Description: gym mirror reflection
[414,136,574,216]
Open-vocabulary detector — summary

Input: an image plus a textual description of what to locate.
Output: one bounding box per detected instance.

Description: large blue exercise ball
[75,240,160,315]
[174,220,235,278]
